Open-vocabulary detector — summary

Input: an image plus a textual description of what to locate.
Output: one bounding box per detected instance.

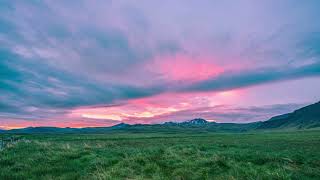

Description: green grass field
[1,131,320,180]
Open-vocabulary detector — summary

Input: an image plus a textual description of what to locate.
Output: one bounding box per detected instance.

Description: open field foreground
[1,131,320,180]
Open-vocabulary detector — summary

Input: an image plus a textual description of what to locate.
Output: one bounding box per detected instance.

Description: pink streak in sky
[146,54,223,82]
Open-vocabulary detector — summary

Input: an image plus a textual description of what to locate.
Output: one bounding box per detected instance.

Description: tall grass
[0,131,319,179]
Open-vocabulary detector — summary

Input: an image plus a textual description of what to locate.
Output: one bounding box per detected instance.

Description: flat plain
[1,131,320,180]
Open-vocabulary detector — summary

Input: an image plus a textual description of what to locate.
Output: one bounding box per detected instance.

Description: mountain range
[1,101,319,134]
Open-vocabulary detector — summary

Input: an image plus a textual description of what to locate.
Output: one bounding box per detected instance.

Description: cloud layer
[0,0,320,128]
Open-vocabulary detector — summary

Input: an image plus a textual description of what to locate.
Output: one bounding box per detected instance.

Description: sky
[1,0,320,129]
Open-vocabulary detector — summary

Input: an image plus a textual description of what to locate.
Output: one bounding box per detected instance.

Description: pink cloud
[146,54,223,82]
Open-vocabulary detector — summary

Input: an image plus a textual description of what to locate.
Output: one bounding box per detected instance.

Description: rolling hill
[257,101,320,130]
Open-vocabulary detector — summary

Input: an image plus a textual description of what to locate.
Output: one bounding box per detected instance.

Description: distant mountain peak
[111,122,130,128]
[163,118,209,126]
[184,118,209,125]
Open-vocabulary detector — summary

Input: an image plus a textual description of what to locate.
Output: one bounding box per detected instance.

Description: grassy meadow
[1,131,320,180]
